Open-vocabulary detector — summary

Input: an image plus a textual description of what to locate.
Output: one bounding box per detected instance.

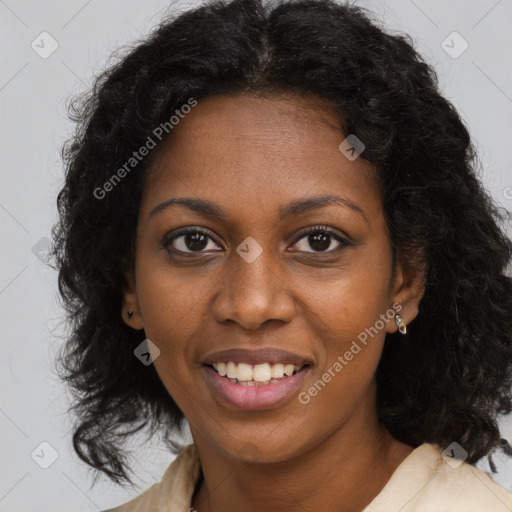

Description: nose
[211,244,296,330]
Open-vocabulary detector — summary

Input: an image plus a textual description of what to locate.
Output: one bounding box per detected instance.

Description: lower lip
[202,365,311,410]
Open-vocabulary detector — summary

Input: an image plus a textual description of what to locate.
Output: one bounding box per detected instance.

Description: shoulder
[364,443,512,512]
[104,443,201,512]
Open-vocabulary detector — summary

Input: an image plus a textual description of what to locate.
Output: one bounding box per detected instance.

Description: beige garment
[106,442,512,512]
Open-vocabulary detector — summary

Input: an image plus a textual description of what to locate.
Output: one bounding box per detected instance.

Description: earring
[128,309,134,319]
[395,314,407,334]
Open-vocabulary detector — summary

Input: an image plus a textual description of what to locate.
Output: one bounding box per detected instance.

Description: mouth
[202,362,311,386]
[201,362,312,410]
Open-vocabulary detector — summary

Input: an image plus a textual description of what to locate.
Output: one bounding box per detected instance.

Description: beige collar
[107,442,512,511]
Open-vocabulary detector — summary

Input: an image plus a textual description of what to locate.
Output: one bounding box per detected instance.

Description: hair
[51,0,512,487]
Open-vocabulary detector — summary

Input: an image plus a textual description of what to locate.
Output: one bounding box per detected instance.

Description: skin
[122,93,425,512]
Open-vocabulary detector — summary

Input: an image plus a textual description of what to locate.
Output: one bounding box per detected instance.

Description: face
[123,93,424,462]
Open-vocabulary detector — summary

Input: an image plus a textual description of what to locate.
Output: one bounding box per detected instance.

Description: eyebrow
[148,194,367,223]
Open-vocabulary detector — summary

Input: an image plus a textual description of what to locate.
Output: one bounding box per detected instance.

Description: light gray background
[1,0,512,510]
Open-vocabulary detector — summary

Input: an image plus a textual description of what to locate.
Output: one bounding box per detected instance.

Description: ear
[121,260,144,331]
[386,252,426,334]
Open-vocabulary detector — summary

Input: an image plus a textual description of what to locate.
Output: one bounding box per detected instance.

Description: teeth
[236,363,253,381]
[253,363,272,382]
[236,378,287,386]
[217,362,227,376]
[211,361,303,382]
[271,363,285,379]
[284,364,295,376]
[226,361,237,379]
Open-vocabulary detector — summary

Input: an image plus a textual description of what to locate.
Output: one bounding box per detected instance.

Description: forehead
[140,93,382,224]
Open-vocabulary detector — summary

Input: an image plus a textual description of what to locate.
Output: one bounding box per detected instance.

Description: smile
[202,363,311,410]
[207,361,306,385]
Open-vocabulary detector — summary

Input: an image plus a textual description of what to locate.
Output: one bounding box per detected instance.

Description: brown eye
[291,226,351,253]
[163,228,222,254]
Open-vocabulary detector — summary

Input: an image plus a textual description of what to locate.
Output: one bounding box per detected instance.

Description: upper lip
[202,347,312,367]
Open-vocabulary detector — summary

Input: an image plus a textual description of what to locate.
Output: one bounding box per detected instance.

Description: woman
[51,0,512,510]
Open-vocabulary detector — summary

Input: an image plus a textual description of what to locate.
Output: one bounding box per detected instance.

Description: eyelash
[162,225,352,255]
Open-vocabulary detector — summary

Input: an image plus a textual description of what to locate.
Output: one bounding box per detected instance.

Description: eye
[162,227,222,254]
[163,225,352,256]
[290,226,352,254]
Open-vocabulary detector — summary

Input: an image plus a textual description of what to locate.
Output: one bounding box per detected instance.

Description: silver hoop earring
[128,310,134,319]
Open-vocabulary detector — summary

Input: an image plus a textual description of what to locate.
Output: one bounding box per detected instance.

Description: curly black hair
[51,0,512,487]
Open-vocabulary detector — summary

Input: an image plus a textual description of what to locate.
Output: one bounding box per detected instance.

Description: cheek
[302,298,388,421]
[306,246,393,387]
[134,263,215,389]
[137,252,214,334]
[308,249,392,338]
[343,237,394,326]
